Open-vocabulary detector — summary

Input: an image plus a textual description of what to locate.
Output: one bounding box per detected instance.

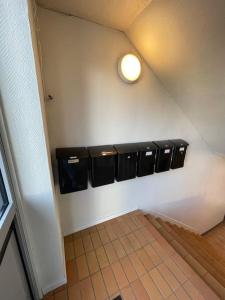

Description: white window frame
[0,106,40,299]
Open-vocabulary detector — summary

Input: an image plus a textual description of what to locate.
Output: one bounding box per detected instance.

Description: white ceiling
[36,0,152,31]
[128,0,225,154]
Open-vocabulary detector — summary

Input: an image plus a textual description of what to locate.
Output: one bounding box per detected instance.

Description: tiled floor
[43,211,219,300]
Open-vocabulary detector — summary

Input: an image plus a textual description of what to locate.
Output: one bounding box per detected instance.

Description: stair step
[160,222,225,283]
[146,214,225,299]
[173,225,225,268]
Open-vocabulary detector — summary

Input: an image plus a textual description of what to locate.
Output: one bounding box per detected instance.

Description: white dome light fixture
[118,53,141,83]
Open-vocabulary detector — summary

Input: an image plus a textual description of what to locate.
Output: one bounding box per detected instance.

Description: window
[0,168,9,219]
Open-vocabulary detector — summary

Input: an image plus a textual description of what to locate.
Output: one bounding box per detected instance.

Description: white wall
[38,7,225,235]
[127,0,225,154]
[0,0,65,296]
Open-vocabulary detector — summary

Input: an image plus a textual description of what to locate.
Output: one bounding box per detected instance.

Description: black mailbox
[114,143,138,181]
[137,142,158,177]
[56,147,88,194]
[88,145,117,187]
[153,140,174,173]
[170,139,189,169]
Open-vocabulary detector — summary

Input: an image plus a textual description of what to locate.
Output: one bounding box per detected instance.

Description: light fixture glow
[118,53,141,83]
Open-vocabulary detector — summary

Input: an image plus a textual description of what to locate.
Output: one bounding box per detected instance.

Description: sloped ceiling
[127,0,225,154]
[37,0,225,154]
[36,0,152,31]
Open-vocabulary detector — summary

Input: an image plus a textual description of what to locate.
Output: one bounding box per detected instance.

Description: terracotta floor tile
[189,274,220,300]
[140,227,155,243]
[162,240,175,256]
[95,246,109,269]
[136,248,154,271]
[140,273,163,300]
[120,256,138,283]
[105,224,117,241]
[79,277,95,300]
[120,236,134,254]
[104,243,118,264]
[52,212,219,300]
[89,225,97,233]
[66,259,79,287]
[157,263,180,291]
[131,279,150,300]
[82,234,94,253]
[91,231,102,249]
[144,244,162,266]
[183,280,205,300]
[74,238,84,257]
[91,271,108,300]
[174,286,190,300]
[131,215,143,229]
[102,266,119,297]
[149,268,173,298]
[64,234,74,244]
[124,216,137,231]
[151,240,169,259]
[118,219,131,235]
[137,214,151,227]
[76,255,89,280]
[80,228,90,237]
[129,252,146,277]
[121,286,136,300]
[73,231,81,240]
[86,250,99,274]
[164,257,187,284]
[112,239,126,258]
[96,222,105,231]
[127,233,141,251]
[68,284,81,300]
[111,261,129,289]
[147,223,164,240]
[99,229,110,245]
[171,254,195,278]
[112,222,123,238]
[166,294,178,300]
[65,242,75,261]
[134,228,148,247]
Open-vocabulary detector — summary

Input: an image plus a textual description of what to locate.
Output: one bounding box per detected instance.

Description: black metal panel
[153,140,174,173]
[137,142,157,177]
[88,145,116,187]
[56,147,88,194]
[170,139,189,169]
[114,143,138,181]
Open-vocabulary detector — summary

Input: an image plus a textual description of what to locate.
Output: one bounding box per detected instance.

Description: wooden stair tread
[158,220,225,282]
[166,223,225,285]
[145,214,225,299]
[174,226,225,268]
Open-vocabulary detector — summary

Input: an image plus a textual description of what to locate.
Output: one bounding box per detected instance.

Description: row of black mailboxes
[56,139,189,194]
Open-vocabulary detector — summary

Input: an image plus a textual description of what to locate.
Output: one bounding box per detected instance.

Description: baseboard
[64,206,138,236]
[42,277,67,296]
[145,209,200,234]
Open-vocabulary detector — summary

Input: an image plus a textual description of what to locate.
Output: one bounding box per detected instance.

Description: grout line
[61,213,219,300]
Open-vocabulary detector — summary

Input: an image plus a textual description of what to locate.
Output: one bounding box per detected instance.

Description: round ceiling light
[118,53,141,83]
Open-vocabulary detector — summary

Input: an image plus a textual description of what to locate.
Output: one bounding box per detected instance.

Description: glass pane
[0,168,9,219]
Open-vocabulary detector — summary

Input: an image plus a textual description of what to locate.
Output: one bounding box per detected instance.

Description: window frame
[0,168,9,220]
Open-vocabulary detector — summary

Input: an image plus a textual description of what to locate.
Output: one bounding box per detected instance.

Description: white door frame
[0,106,40,299]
